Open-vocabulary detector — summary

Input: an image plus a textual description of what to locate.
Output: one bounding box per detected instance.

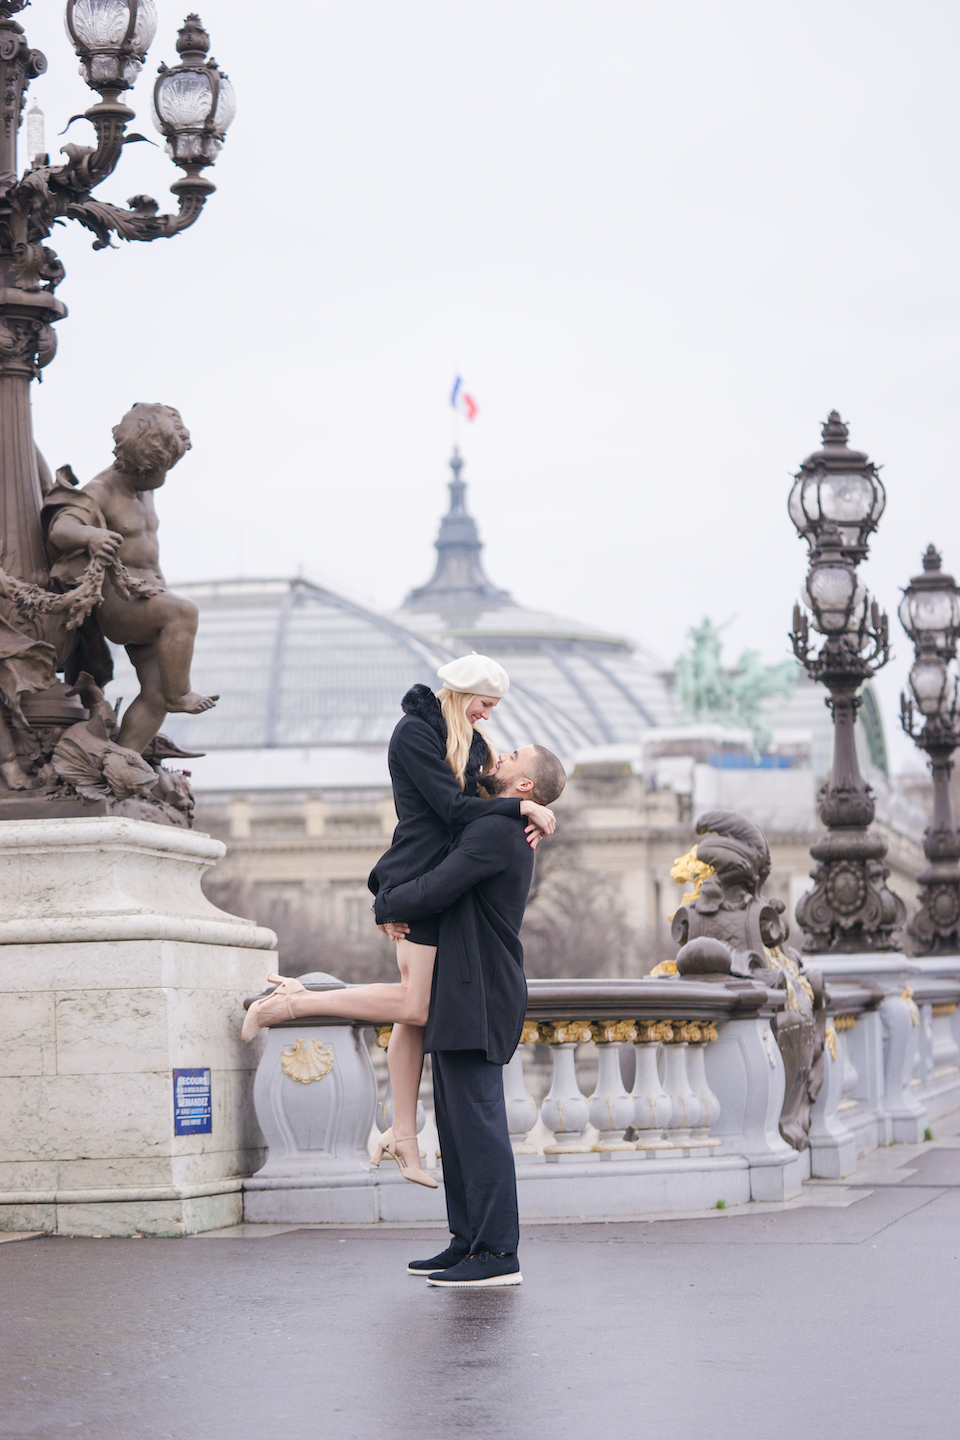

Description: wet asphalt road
[2,1145,960,1440]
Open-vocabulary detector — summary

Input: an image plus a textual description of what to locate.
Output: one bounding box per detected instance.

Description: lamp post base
[796,827,906,954]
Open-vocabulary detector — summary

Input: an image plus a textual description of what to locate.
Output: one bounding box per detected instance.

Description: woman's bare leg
[387,1023,426,1168]
[385,941,436,1170]
[255,940,437,1169]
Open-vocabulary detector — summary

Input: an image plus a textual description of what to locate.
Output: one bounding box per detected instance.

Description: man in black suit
[374,743,566,1289]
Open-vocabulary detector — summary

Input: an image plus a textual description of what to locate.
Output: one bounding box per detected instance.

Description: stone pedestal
[0,817,276,1236]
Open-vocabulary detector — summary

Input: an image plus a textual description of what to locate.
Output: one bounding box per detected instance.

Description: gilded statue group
[0,402,215,824]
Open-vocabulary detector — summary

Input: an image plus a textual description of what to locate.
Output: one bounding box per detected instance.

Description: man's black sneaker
[407,1244,469,1275]
[426,1250,522,1288]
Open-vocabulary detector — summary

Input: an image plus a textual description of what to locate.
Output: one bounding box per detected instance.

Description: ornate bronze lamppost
[788,411,905,952]
[898,547,960,953]
[0,1,234,591]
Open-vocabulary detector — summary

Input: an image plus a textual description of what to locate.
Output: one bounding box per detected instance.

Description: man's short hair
[526,745,566,806]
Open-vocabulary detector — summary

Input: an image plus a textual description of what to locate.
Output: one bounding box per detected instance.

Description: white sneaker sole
[426,1272,523,1288]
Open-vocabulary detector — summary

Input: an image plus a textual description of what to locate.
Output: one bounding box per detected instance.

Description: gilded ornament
[932,1002,958,1018]
[635,1020,674,1043]
[649,960,678,977]
[667,845,716,922]
[374,1025,393,1049]
[834,1013,856,1032]
[592,1019,638,1044]
[541,1020,594,1045]
[281,1038,334,1084]
[519,1021,541,1045]
[760,1026,778,1070]
[900,985,920,1028]
[765,946,815,1011]
[824,1025,837,1063]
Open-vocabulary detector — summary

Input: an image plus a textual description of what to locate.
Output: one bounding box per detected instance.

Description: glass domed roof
[105,578,447,751]
[104,455,677,761]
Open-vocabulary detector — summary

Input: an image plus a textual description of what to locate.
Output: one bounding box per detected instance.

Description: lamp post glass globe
[788,472,885,552]
[150,12,237,170]
[65,0,157,91]
[787,411,886,555]
[897,549,960,658]
[801,562,866,637]
[152,69,236,163]
[910,658,951,717]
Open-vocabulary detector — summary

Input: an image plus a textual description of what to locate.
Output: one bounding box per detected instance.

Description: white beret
[437,652,510,698]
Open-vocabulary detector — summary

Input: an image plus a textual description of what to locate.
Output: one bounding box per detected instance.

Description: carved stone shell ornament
[281,1038,334,1084]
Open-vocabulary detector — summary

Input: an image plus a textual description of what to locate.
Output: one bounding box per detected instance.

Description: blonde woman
[243,654,556,1187]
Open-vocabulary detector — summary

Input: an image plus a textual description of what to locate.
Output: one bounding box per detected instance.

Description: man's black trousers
[431,1048,519,1256]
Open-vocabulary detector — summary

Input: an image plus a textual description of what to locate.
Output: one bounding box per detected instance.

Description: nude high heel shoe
[371,1128,439,1189]
[371,1126,396,1167]
[241,975,307,1042]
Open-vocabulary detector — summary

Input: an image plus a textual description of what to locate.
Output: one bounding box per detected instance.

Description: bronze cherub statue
[42,402,218,755]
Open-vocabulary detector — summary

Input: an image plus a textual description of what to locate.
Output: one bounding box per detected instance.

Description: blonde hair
[438,688,497,789]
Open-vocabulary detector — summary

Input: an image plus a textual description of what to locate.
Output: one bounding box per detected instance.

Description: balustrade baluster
[589,1021,638,1154]
[631,1022,674,1154]
[835,1015,858,1108]
[661,1024,707,1152]
[539,1021,592,1158]
[932,1002,960,1078]
[683,1023,721,1147]
[504,1023,541,1158]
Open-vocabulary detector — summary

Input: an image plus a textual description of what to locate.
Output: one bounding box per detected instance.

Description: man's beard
[484,769,507,796]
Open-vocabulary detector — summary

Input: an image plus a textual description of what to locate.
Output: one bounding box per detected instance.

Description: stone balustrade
[505,980,739,1160]
[242,970,804,1221]
[241,964,960,1223]
[809,971,960,1177]
[910,977,960,1113]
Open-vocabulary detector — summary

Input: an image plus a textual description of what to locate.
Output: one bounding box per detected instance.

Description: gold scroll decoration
[540,1020,594,1045]
[668,845,716,922]
[374,1025,393,1049]
[900,986,920,1028]
[519,1021,542,1045]
[281,1038,334,1084]
[824,1026,838,1063]
[635,1020,674,1044]
[649,960,678,977]
[591,1020,638,1045]
[834,1013,856,1032]
[765,946,815,1011]
[665,1020,719,1044]
[932,1002,957,1018]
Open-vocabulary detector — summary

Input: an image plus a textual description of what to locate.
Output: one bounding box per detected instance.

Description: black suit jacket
[374,813,534,1065]
[368,685,521,904]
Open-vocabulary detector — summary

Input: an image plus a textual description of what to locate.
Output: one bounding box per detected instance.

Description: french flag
[450,376,478,421]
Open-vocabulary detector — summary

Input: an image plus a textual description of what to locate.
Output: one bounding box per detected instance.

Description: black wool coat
[368,685,521,904]
[374,814,534,1065]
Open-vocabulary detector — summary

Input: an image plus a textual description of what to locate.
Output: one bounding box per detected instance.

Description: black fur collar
[400,684,491,780]
[401,684,445,738]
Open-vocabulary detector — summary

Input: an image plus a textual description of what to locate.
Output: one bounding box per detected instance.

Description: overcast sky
[21,0,960,770]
